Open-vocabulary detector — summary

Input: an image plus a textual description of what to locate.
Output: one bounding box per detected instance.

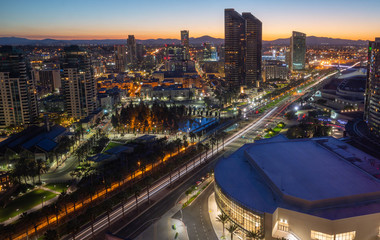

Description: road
[116,155,217,239]
[41,118,112,183]
[61,69,340,240]
[117,71,342,240]
[63,102,282,239]
[181,181,216,240]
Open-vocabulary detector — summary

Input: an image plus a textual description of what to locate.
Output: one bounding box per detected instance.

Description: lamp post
[41,196,46,207]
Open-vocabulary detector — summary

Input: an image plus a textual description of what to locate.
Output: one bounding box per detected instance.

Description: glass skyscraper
[365,38,380,138]
[224,9,262,89]
[290,31,306,71]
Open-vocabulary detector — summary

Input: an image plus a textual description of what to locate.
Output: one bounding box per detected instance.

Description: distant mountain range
[0,36,368,46]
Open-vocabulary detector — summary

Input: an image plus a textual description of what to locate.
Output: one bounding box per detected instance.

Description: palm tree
[36,158,47,183]
[216,212,229,236]
[43,229,59,240]
[105,201,113,227]
[226,223,238,240]
[189,132,196,143]
[3,223,16,240]
[219,132,227,151]
[204,143,210,159]
[51,203,60,225]
[19,212,30,239]
[66,218,80,240]
[70,193,79,215]
[197,143,204,165]
[133,185,141,212]
[210,137,217,156]
[145,176,154,205]
[86,207,96,237]
[246,230,263,240]
[174,138,182,153]
[58,191,68,216]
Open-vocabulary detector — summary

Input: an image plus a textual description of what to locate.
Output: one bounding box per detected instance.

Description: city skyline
[1,0,380,41]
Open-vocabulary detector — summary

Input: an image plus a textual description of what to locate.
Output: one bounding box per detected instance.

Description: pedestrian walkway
[133,195,189,240]
[133,178,212,240]
[208,192,231,240]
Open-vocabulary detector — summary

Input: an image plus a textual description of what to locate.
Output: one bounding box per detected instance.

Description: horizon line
[0,35,371,42]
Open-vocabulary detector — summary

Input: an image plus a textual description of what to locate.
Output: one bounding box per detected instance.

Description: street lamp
[41,196,46,207]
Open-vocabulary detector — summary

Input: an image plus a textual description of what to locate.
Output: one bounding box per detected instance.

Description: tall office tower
[224,9,262,89]
[127,35,137,64]
[290,31,306,71]
[242,12,262,88]
[136,43,144,62]
[365,38,380,138]
[0,46,38,127]
[181,30,190,60]
[61,46,97,119]
[37,69,61,95]
[114,45,127,72]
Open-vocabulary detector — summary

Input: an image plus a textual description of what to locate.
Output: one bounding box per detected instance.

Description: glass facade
[311,230,334,240]
[311,230,356,240]
[335,231,355,240]
[290,31,306,71]
[214,182,264,236]
[365,38,380,138]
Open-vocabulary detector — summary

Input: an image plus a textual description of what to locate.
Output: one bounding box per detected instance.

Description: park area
[103,141,123,152]
[264,122,286,138]
[0,189,57,222]
[44,182,70,193]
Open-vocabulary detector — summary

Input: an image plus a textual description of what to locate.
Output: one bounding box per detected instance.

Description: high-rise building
[136,43,144,62]
[127,35,137,64]
[36,69,61,95]
[114,45,127,73]
[0,46,38,127]
[224,9,262,89]
[290,31,306,71]
[181,30,190,60]
[242,12,262,88]
[365,38,380,138]
[61,46,97,119]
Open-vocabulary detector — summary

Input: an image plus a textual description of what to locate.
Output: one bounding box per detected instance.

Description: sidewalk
[208,192,231,240]
[133,193,189,240]
[133,178,212,240]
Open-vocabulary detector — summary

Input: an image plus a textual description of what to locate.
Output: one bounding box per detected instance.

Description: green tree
[226,223,239,240]
[216,212,229,236]
[43,229,59,240]
[36,158,47,183]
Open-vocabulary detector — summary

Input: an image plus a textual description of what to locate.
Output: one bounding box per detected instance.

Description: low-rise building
[214,135,380,240]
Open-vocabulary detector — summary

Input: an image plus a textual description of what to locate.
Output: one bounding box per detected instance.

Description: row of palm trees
[216,212,264,240]
[5,127,226,239]
[10,158,48,185]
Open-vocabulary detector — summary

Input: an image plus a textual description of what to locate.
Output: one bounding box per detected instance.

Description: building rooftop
[214,136,380,220]
[246,139,380,201]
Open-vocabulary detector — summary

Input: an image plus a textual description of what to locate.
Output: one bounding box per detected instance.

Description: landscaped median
[182,179,212,209]
[263,122,286,139]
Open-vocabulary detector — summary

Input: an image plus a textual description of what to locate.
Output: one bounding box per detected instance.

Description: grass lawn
[264,133,271,138]
[103,141,123,152]
[0,189,57,222]
[45,182,70,193]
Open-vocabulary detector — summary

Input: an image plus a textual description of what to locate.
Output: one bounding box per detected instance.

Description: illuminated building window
[277,219,289,232]
[335,231,355,240]
[311,230,334,240]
